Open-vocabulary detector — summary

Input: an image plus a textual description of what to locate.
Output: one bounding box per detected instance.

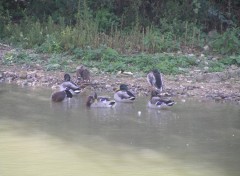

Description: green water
[0,84,239,176]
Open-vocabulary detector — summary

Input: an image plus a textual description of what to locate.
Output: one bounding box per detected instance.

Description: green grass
[1,46,239,75]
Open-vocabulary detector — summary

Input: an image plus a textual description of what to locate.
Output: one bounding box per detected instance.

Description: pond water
[0,84,239,176]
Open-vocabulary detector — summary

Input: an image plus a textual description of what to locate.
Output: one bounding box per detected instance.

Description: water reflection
[0,84,240,176]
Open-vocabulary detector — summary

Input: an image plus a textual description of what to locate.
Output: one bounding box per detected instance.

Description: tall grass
[1,13,207,55]
[1,11,239,56]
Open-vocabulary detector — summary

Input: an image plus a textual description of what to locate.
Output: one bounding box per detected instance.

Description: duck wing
[147,72,155,87]
[116,91,133,100]
[60,82,80,90]
[153,71,163,90]
[150,97,161,105]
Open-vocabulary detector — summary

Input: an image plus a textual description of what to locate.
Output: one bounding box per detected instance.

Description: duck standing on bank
[114,84,135,103]
[76,65,90,82]
[60,73,81,95]
[86,92,116,108]
[51,87,73,102]
[147,90,175,109]
[147,69,163,92]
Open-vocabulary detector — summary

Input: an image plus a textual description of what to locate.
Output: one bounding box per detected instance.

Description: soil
[0,44,240,104]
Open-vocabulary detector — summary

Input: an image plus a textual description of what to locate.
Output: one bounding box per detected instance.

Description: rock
[19,71,28,79]
[200,54,205,57]
[231,65,238,70]
[6,77,14,83]
[203,45,209,51]
[204,66,209,71]
[21,80,28,86]
[204,61,209,65]
[91,67,99,73]
[41,77,49,83]
[188,54,195,57]
[212,57,218,61]
[0,71,4,78]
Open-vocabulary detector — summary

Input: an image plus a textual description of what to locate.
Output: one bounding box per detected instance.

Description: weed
[210,28,240,55]
[208,61,226,72]
[2,51,39,65]
[37,35,62,53]
[220,55,240,66]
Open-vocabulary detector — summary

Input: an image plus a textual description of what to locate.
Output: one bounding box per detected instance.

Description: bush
[210,28,240,55]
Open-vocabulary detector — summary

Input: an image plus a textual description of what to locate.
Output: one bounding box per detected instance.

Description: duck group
[51,66,175,109]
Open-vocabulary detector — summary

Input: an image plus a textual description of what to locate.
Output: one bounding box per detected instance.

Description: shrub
[210,28,240,55]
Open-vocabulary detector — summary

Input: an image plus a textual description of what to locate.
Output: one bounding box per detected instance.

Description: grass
[1,16,207,55]
[2,46,238,75]
[1,16,239,75]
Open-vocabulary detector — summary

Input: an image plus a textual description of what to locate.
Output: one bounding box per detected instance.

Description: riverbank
[0,44,240,104]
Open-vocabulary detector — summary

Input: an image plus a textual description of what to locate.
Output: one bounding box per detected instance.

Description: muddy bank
[0,64,240,104]
[0,44,239,104]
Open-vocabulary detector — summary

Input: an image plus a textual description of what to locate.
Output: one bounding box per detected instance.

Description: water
[0,84,239,176]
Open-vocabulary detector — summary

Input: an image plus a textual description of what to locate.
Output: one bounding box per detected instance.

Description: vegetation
[0,0,239,74]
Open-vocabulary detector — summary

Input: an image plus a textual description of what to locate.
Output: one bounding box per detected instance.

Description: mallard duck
[51,87,73,102]
[147,90,175,109]
[114,84,135,103]
[86,92,116,108]
[76,65,90,82]
[147,69,163,92]
[60,73,81,95]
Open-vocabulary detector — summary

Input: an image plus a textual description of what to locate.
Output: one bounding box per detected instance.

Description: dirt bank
[0,44,240,104]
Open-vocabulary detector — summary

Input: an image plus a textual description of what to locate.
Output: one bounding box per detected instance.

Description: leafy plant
[208,61,225,72]
[210,28,240,55]
[37,35,62,53]
[2,51,39,65]
[218,55,240,67]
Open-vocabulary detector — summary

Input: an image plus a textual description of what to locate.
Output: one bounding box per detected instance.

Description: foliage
[0,0,239,76]
[2,51,39,65]
[37,35,62,53]
[207,61,226,72]
[2,47,239,75]
[209,28,240,55]
[144,27,180,53]
[80,52,198,74]
[220,55,240,66]
[1,0,239,56]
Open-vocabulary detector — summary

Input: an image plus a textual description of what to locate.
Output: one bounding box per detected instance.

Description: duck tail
[166,100,175,106]
[109,101,116,106]
[129,97,135,100]
[153,71,163,90]
[65,90,73,98]
[127,90,135,97]
[156,101,163,106]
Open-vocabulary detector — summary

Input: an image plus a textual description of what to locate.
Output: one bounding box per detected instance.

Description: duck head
[64,73,71,82]
[150,90,159,98]
[119,84,128,91]
[86,95,95,107]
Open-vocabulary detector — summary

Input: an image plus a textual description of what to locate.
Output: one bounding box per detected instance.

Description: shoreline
[0,44,239,104]
[0,64,240,104]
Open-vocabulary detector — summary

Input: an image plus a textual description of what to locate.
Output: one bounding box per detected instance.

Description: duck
[51,87,73,102]
[147,69,163,92]
[76,65,90,82]
[114,84,135,103]
[60,73,81,95]
[147,90,175,109]
[86,92,116,108]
